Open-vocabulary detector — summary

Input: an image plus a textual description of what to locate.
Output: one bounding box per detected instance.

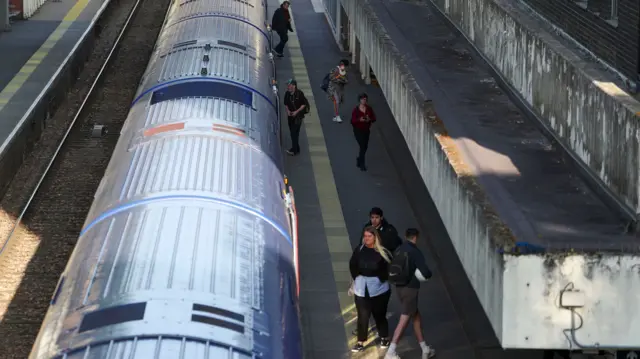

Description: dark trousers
[353,127,370,167]
[288,117,302,153]
[274,31,288,54]
[355,289,390,342]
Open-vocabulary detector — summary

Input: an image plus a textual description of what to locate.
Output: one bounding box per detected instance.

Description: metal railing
[23,0,47,19]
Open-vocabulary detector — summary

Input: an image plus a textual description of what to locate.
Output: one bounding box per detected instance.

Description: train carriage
[29,0,301,357]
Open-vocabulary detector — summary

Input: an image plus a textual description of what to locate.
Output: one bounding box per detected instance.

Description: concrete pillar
[349,21,356,65]
[360,48,370,84]
[1,0,11,32]
[335,0,342,50]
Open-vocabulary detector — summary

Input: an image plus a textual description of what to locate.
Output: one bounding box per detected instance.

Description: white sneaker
[332,116,343,123]
[384,352,401,359]
[422,346,436,358]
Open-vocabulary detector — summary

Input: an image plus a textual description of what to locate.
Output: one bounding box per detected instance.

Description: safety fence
[9,0,49,19]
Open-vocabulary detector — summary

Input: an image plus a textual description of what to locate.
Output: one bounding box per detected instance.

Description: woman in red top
[351,93,376,171]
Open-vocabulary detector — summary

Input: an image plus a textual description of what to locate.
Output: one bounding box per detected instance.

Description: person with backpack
[351,93,376,171]
[349,226,393,353]
[385,228,435,359]
[283,79,309,156]
[321,59,349,123]
[271,1,293,57]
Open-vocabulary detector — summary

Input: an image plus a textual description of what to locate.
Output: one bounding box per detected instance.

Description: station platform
[316,0,640,353]
[0,0,108,196]
[267,0,551,357]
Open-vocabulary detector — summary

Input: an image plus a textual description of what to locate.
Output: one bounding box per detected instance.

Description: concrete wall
[332,0,640,350]
[340,0,511,341]
[518,0,640,80]
[503,254,640,349]
[428,0,640,216]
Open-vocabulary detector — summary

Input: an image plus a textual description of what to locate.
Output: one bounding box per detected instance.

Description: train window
[192,303,245,322]
[151,81,253,108]
[217,40,248,52]
[278,181,284,199]
[50,276,65,305]
[173,40,197,49]
[284,274,296,306]
[78,302,147,333]
[191,314,245,334]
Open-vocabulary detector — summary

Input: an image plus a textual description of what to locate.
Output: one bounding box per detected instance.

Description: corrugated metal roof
[81,206,267,309]
[158,45,255,84]
[171,0,260,22]
[145,97,256,128]
[117,134,282,216]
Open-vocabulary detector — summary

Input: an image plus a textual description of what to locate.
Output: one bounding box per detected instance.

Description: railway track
[0,0,171,356]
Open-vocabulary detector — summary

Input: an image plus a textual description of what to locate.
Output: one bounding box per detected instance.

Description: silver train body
[30,0,302,358]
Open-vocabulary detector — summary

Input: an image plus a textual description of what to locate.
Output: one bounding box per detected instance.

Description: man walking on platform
[283,79,309,155]
[271,1,293,57]
[385,228,435,359]
[362,207,402,254]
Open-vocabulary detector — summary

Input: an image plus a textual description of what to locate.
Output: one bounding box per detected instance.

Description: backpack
[388,247,413,286]
[320,73,330,92]
[303,94,311,114]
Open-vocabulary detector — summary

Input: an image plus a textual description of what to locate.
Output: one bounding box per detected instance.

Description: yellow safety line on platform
[0,0,90,110]
[288,11,381,358]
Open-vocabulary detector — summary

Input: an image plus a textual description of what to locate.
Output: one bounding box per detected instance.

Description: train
[29,0,302,357]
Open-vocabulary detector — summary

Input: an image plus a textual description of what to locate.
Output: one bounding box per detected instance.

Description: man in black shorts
[385,228,435,359]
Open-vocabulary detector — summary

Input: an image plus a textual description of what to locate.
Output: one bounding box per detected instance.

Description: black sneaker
[377,338,390,348]
[286,149,295,156]
[275,52,284,57]
[351,343,365,353]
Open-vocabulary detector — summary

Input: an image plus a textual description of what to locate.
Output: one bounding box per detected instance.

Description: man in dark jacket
[283,79,308,155]
[271,1,293,57]
[362,207,402,254]
[385,228,435,359]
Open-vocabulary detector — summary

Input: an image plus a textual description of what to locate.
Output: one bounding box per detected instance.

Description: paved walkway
[267,0,549,357]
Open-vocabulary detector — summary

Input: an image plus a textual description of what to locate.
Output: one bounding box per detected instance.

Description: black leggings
[353,127,370,167]
[355,289,391,342]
